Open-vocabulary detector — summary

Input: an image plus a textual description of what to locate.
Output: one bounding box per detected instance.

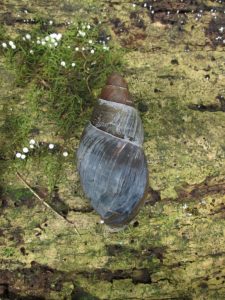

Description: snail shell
[77,73,148,227]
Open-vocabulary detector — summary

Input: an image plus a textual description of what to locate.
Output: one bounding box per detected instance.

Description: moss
[3,20,124,137]
[0,18,124,194]
[2,247,16,257]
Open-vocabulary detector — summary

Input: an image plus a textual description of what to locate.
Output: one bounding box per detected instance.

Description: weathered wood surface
[0,0,225,299]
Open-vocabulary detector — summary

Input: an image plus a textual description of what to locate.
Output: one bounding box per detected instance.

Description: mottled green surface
[1,1,225,299]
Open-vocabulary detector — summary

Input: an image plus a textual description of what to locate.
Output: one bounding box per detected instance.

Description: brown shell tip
[100,73,133,106]
[106,73,128,89]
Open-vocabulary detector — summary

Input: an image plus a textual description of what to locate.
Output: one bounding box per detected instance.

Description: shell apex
[100,73,133,106]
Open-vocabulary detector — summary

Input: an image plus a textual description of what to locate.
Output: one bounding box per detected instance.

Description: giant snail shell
[77,73,148,227]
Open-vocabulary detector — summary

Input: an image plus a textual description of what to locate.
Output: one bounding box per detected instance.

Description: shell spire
[100,73,133,106]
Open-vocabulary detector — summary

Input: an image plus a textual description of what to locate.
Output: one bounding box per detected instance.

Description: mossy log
[0,1,225,299]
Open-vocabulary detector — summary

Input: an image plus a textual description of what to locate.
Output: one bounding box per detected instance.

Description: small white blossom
[87,24,91,29]
[23,147,29,153]
[88,39,93,44]
[60,61,66,67]
[30,144,34,149]
[21,154,26,159]
[29,50,34,54]
[49,143,54,149]
[41,41,46,46]
[75,47,79,51]
[37,40,41,44]
[2,42,7,48]
[11,44,16,49]
[82,47,85,51]
[45,36,50,41]
[55,33,62,41]
[25,34,31,40]
[9,41,14,47]
[71,62,76,67]
[50,33,57,39]
[78,30,86,37]
[16,152,22,158]
[90,49,95,54]
[63,151,68,157]
[54,42,58,47]
[49,20,53,25]
[29,139,35,145]
[100,220,104,224]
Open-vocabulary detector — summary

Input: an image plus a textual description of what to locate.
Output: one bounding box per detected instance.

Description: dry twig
[16,172,81,236]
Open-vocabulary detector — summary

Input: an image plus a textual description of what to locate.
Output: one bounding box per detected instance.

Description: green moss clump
[0,20,124,192]
[3,21,123,136]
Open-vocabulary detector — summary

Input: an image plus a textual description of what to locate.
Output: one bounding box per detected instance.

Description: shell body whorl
[77,74,148,227]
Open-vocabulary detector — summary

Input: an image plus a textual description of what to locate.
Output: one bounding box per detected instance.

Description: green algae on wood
[1,0,225,299]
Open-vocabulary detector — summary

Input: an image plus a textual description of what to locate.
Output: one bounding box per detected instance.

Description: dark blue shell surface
[77,122,148,227]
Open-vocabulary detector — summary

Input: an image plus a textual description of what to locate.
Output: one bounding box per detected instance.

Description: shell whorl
[91,73,144,146]
[100,73,133,107]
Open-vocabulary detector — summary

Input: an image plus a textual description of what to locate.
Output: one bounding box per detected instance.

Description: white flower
[50,33,57,39]
[37,40,41,44]
[67,45,71,49]
[75,47,79,51]
[9,41,14,46]
[2,42,7,48]
[41,40,46,46]
[88,39,93,44]
[87,24,91,29]
[29,139,35,145]
[54,42,58,47]
[49,143,54,149]
[21,154,26,159]
[29,50,34,54]
[16,152,22,158]
[90,49,95,54]
[100,220,104,224]
[71,62,76,67]
[23,147,29,153]
[55,33,62,41]
[11,44,16,49]
[49,20,53,25]
[78,30,86,37]
[63,151,68,157]
[45,36,50,41]
[30,144,34,149]
[25,34,31,40]
[60,61,66,67]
